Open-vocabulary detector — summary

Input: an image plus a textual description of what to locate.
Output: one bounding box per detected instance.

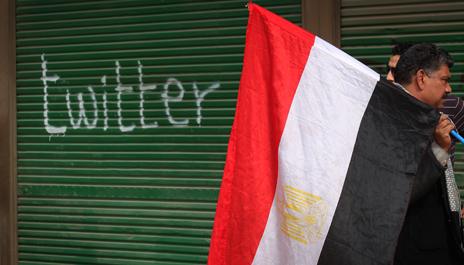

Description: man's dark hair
[394,43,454,86]
[392,42,413,56]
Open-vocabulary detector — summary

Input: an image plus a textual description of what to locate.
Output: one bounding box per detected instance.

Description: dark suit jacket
[394,147,464,265]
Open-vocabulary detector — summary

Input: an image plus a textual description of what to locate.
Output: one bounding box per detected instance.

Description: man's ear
[416,69,426,90]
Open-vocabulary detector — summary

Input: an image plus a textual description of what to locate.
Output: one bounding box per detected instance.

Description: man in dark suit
[391,43,464,265]
[387,42,464,164]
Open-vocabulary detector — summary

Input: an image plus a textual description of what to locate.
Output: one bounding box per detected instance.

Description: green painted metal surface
[341,0,464,198]
[16,1,301,264]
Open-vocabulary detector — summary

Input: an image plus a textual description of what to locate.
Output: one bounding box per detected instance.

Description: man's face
[420,65,452,108]
[386,55,400,81]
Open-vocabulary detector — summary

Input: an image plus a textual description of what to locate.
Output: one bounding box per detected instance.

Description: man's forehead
[434,65,451,76]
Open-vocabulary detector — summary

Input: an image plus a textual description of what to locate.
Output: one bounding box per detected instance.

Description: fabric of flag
[208,4,439,265]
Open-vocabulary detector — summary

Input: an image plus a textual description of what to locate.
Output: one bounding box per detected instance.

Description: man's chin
[436,101,444,109]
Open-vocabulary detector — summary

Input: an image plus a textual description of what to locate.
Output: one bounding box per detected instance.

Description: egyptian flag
[208,4,438,265]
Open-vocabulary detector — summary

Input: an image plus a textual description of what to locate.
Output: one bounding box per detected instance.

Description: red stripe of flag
[208,4,315,265]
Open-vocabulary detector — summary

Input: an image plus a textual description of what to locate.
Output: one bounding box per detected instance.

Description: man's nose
[446,83,452,93]
[386,70,394,81]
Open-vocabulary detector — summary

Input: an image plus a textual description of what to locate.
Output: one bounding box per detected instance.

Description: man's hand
[434,114,455,151]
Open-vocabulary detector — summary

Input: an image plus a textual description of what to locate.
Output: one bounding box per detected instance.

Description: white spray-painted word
[41,54,220,134]
[41,54,66,134]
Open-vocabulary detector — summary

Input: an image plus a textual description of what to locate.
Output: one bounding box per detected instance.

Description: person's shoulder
[442,94,463,109]
[441,94,464,132]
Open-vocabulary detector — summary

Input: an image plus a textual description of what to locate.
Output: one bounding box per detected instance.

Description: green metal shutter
[15,1,301,264]
[340,0,464,198]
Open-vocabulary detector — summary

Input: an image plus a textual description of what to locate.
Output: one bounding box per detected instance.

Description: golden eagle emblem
[277,185,329,245]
